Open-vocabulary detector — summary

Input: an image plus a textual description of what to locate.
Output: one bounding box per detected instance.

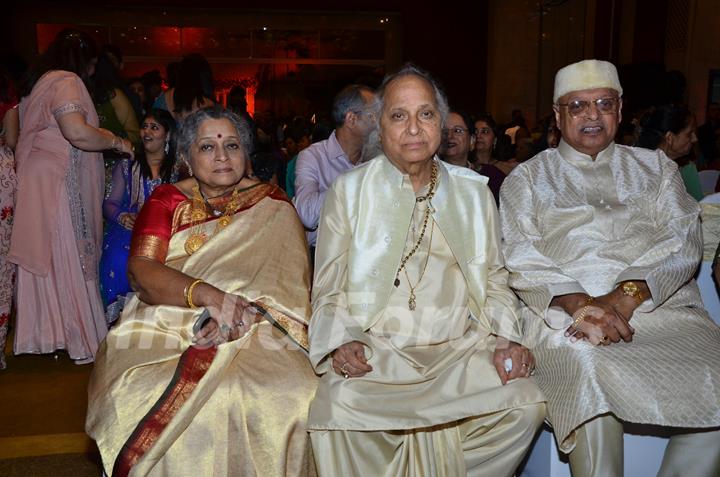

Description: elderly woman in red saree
[86,106,317,477]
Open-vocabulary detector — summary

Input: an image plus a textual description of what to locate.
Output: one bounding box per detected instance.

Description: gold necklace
[184,181,242,255]
[403,220,434,310]
[394,160,438,288]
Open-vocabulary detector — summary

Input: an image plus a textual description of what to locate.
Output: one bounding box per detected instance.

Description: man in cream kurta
[500,59,720,477]
[308,153,545,476]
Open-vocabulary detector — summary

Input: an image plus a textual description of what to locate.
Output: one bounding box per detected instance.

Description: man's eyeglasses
[556,97,619,118]
[442,126,469,136]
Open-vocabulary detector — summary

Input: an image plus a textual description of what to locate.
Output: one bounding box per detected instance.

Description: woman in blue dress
[100,109,178,323]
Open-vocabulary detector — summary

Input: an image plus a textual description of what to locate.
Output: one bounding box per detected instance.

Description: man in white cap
[500,59,720,476]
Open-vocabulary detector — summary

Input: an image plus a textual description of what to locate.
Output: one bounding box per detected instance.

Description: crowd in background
[1,28,720,477]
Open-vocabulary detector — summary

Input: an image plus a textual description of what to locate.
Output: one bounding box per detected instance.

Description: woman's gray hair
[363,64,449,160]
[175,106,253,163]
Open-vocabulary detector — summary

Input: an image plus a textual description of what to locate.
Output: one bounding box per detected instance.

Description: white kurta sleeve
[308,182,370,374]
[500,167,588,320]
[614,159,702,308]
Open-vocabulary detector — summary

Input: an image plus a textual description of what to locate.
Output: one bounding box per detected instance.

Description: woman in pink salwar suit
[8,30,133,364]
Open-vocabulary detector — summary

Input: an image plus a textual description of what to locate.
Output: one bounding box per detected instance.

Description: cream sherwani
[500,141,720,459]
[308,156,545,476]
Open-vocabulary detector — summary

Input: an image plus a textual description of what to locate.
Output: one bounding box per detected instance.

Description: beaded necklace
[393,160,439,310]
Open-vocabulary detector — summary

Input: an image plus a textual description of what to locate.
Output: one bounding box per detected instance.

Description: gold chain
[184,180,242,255]
[394,160,439,288]
[403,220,434,310]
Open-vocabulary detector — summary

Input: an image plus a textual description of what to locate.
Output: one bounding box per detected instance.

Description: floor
[0,332,103,476]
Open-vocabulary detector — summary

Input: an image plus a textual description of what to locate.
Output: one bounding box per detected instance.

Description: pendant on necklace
[394,277,400,287]
[217,215,232,228]
[408,291,416,311]
[185,233,207,255]
[212,209,222,217]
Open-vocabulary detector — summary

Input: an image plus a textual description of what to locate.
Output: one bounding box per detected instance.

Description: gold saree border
[171,183,286,236]
[129,234,169,262]
[112,345,217,477]
[256,300,309,352]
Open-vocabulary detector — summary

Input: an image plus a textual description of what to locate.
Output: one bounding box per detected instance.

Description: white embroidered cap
[553,59,622,103]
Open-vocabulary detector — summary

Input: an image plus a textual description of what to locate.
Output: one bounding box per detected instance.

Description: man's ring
[522,362,528,368]
[340,362,350,378]
[600,335,609,345]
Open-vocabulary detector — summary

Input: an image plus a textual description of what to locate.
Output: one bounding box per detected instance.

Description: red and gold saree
[86,183,317,477]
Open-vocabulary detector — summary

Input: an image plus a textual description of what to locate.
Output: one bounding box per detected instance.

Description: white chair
[698,169,720,196]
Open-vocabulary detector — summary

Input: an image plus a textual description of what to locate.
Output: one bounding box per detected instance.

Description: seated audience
[153,53,215,122]
[86,106,317,476]
[99,109,178,324]
[501,59,720,477]
[283,120,312,199]
[635,104,702,200]
[294,84,376,256]
[471,113,508,203]
[308,64,545,477]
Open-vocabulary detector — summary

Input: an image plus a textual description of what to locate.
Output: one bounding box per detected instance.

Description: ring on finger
[340,362,350,378]
[600,335,610,345]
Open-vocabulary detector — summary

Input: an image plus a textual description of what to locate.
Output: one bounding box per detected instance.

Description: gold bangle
[571,296,594,329]
[184,279,204,309]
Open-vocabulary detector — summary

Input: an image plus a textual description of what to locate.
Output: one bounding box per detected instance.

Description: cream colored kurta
[500,140,720,453]
[308,156,544,432]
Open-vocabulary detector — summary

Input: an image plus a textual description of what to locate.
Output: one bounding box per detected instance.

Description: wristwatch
[621,281,646,305]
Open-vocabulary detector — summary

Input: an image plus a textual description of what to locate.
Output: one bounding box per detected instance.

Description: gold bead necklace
[184,180,242,255]
[393,160,439,293]
[403,220,434,310]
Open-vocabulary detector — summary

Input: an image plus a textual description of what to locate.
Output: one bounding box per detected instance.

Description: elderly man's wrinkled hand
[493,338,535,384]
[331,341,372,379]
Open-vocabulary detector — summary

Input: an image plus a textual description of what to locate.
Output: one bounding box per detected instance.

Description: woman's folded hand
[194,291,263,346]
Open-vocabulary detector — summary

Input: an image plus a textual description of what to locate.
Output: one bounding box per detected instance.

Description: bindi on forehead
[217,134,222,138]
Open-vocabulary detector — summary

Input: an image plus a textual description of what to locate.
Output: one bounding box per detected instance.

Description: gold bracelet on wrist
[571,296,594,329]
[184,279,205,309]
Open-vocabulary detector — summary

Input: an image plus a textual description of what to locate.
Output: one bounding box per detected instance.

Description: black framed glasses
[556,97,619,118]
